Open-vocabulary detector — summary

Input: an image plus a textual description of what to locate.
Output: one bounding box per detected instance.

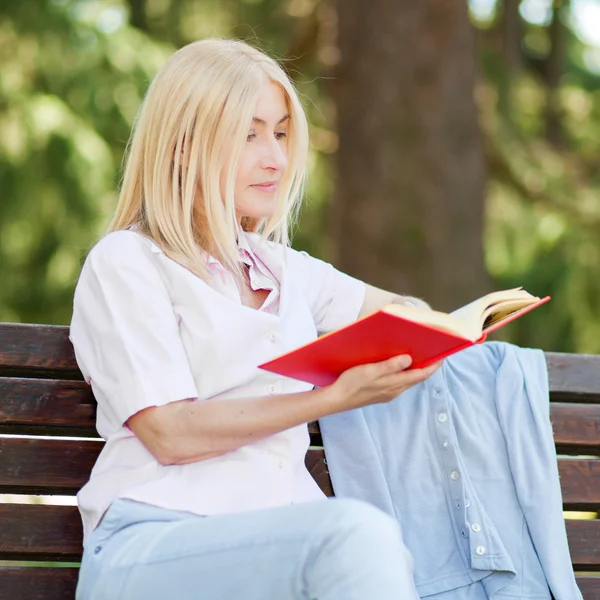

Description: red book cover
[259,296,551,388]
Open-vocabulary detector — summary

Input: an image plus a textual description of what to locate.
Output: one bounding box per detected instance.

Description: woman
[71,38,440,599]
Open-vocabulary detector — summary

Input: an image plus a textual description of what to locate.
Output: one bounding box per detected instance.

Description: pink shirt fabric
[69,228,365,547]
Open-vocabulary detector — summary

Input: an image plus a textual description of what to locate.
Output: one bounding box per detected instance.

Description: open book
[388,287,548,342]
[259,288,550,387]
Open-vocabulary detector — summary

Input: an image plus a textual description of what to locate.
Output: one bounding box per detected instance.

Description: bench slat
[305,447,334,496]
[568,519,600,570]
[546,352,600,403]
[552,402,600,455]
[305,448,600,511]
[0,567,79,600]
[559,459,600,511]
[2,439,598,510]
[0,569,598,600]
[0,504,83,561]
[309,402,600,454]
[0,438,103,495]
[0,378,96,437]
[0,324,80,379]
[3,378,600,456]
[576,576,600,600]
[0,503,598,568]
[1,324,600,402]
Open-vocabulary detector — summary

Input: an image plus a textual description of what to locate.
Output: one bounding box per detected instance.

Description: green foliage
[472,2,600,353]
[0,0,174,324]
[1,0,600,356]
[0,0,333,324]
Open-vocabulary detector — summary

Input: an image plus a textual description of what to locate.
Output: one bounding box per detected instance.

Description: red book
[259,288,551,387]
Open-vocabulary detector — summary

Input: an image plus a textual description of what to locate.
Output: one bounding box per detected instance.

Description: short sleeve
[69,231,198,426]
[290,249,366,333]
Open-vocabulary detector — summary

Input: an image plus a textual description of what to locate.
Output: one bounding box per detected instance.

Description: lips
[251,182,277,192]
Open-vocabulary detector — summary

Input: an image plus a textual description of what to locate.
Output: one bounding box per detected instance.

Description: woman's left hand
[393,295,431,310]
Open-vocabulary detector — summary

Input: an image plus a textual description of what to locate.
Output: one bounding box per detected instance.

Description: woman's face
[232,81,289,223]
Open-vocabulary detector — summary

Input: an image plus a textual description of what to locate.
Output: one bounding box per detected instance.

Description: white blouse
[69,228,365,546]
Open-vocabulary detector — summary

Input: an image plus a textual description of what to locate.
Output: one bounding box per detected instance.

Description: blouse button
[450,470,461,481]
[437,413,448,423]
[471,523,481,533]
[476,545,486,556]
[268,385,276,395]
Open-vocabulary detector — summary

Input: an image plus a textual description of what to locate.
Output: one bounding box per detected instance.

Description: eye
[246,132,256,142]
[275,132,287,140]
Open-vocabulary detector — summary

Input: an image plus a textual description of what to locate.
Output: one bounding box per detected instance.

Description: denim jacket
[320,342,582,599]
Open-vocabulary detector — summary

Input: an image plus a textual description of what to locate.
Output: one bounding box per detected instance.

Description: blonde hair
[108,38,309,281]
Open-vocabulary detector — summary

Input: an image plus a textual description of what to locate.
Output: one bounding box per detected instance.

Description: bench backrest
[1,323,599,599]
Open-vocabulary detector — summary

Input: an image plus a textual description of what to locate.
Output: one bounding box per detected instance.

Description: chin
[237,201,278,221]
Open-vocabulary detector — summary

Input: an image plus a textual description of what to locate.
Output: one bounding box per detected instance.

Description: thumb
[386,354,412,372]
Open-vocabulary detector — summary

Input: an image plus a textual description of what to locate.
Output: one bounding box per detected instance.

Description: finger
[418,360,443,376]
[383,365,437,388]
[381,354,412,373]
[357,354,413,378]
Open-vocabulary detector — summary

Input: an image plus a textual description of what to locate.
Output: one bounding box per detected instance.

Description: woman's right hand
[325,355,442,412]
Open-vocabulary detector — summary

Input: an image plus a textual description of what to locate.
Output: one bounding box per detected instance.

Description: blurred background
[0,0,599,354]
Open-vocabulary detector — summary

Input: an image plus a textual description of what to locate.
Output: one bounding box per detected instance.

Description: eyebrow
[252,114,290,126]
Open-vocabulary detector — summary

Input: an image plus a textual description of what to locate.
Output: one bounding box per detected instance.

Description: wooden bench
[1,322,599,599]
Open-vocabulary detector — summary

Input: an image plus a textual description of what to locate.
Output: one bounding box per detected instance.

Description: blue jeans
[76,497,419,600]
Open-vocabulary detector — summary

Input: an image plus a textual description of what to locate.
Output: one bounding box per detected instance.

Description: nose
[259,136,287,172]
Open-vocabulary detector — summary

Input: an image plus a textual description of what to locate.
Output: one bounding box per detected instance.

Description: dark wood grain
[1,503,599,569]
[0,324,81,379]
[567,519,600,569]
[0,569,597,600]
[2,377,599,452]
[1,438,597,504]
[1,323,600,598]
[577,576,600,600]
[0,567,79,600]
[311,400,600,454]
[0,504,83,561]
[547,352,600,403]
[0,377,96,436]
[559,460,600,511]
[0,437,102,494]
[1,325,599,402]
[552,402,600,455]
[305,448,600,509]
[305,447,334,496]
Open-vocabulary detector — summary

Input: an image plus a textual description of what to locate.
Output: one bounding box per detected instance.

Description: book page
[382,305,474,339]
[481,300,537,329]
[450,288,539,338]
[384,288,541,342]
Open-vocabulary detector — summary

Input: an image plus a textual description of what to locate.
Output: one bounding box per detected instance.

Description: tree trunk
[498,0,523,118]
[330,0,490,311]
[544,1,566,147]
